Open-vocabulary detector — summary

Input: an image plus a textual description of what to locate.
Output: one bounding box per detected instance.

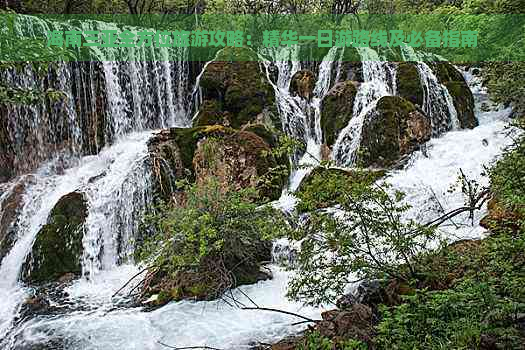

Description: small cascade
[332,47,396,167]
[261,46,344,191]
[401,46,460,135]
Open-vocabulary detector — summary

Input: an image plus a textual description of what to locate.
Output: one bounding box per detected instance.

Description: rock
[432,62,478,129]
[321,81,359,146]
[19,296,51,319]
[143,239,273,305]
[396,62,424,107]
[0,105,15,183]
[0,180,26,263]
[148,129,187,202]
[193,130,289,201]
[296,167,385,212]
[22,192,87,284]
[359,96,431,168]
[194,47,278,129]
[290,70,316,99]
[480,195,523,234]
[317,305,374,343]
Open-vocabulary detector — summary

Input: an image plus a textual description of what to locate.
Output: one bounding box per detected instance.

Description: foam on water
[11,266,324,350]
[0,132,153,342]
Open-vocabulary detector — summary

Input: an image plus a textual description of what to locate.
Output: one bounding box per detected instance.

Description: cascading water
[261,46,345,191]
[332,47,396,166]
[2,15,193,182]
[0,13,519,350]
[401,46,460,135]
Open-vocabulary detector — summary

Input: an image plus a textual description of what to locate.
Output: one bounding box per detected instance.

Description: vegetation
[137,178,288,301]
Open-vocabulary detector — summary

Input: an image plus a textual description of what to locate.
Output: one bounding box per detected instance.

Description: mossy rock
[290,70,316,99]
[321,81,359,146]
[22,192,87,284]
[359,96,431,168]
[296,167,385,213]
[142,241,272,305]
[193,130,289,201]
[193,99,227,127]
[396,62,424,107]
[194,47,278,130]
[432,62,477,129]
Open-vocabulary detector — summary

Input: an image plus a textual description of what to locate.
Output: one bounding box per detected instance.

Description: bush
[138,178,289,300]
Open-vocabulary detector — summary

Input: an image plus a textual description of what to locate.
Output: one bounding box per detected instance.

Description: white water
[0,132,153,343]
[0,23,518,350]
[401,46,460,134]
[332,47,396,166]
[261,46,344,191]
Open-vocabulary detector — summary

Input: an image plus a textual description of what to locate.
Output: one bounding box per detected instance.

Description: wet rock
[359,96,431,168]
[396,62,424,107]
[432,62,478,129]
[480,195,523,234]
[290,70,316,99]
[321,81,359,146]
[0,180,26,263]
[0,105,15,183]
[148,129,187,202]
[22,192,87,284]
[194,47,279,130]
[19,296,51,319]
[193,130,289,201]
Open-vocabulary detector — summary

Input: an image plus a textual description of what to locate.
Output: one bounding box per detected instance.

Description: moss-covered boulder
[359,96,431,168]
[296,167,385,212]
[23,192,87,284]
[396,62,424,107]
[321,81,359,146]
[432,62,477,129]
[193,130,289,201]
[194,47,278,130]
[143,238,272,306]
[290,70,316,99]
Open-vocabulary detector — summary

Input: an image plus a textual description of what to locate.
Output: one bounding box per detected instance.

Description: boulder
[396,62,424,107]
[359,96,431,168]
[193,130,289,201]
[194,47,279,129]
[432,62,478,129]
[480,195,524,234]
[321,81,359,146]
[290,70,316,99]
[22,192,87,284]
[296,167,385,212]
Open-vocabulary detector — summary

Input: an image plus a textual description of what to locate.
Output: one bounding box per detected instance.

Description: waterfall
[401,46,460,135]
[1,15,193,182]
[332,47,396,167]
[0,14,518,350]
[261,46,344,191]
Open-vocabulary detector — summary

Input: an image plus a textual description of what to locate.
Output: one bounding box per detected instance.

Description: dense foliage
[138,178,288,299]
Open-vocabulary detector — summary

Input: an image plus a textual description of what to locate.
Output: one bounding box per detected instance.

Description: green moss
[23,192,87,283]
[396,62,423,106]
[321,81,358,146]
[358,96,430,168]
[193,99,224,127]
[432,62,477,129]
[296,167,385,213]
